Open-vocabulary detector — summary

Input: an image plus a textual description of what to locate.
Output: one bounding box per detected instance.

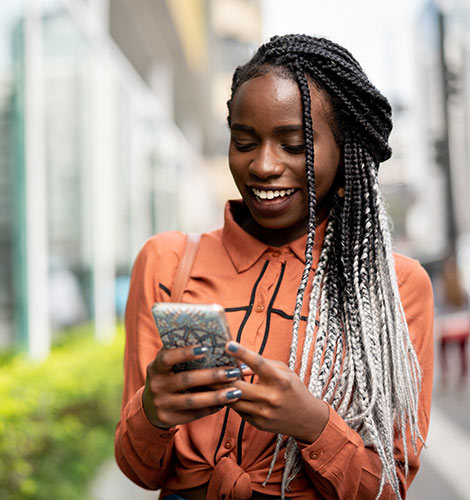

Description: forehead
[230,72,330,124]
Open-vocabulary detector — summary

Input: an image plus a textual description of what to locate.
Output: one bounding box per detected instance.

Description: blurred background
[0,0,468,499]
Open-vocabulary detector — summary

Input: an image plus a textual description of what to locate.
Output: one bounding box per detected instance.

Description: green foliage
[0,325,124,500]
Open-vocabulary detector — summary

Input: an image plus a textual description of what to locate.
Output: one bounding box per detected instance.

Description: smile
[251,188,296,200]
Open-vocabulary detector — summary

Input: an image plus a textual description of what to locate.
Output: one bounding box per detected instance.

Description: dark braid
[227,35,421,500]
[288,63,317,372]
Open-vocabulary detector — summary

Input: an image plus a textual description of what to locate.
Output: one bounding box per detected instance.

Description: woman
[115,35,433,500]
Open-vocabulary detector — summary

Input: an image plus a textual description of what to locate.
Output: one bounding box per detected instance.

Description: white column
[129,114,153,257]
[147,63,174,122]
[24,0,50,360]
[89,55,116,342]
[89,0,109,30]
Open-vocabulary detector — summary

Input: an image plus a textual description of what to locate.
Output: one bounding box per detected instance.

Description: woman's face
[229,71,341,246]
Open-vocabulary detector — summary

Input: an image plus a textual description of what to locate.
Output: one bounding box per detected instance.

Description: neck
[240,204,330,247]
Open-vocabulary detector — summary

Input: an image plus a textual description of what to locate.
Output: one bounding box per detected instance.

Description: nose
[248,143,285,179]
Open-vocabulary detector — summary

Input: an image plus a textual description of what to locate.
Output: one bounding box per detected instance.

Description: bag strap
[170,233,201,302]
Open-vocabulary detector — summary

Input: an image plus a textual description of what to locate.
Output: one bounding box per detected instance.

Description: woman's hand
[143,345,243,429]
[224,341,329,444]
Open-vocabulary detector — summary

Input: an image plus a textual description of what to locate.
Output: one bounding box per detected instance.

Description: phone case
[151,303,236,372]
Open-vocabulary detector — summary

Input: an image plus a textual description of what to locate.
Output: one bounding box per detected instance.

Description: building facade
[415,0,470,286]
[0,0,210,357]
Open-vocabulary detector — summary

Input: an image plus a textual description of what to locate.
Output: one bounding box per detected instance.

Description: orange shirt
[115,200,434,499]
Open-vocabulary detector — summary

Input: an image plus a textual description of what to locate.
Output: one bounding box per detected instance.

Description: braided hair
[227,35,421,499]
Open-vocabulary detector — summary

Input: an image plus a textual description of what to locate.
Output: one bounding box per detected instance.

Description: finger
[171,366,243,392]
[228,398,260,416]
[226,379,279,407]
[164,387,242,411]
[227,399,270,428]
[225,342,278,379]
[228,392,268,409]
[151,345,209,374]
[240,363,254,377]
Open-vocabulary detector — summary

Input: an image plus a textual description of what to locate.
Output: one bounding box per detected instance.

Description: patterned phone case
[151,303,236,372]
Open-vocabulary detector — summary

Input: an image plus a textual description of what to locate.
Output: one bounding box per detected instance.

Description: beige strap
[170,233,201,302]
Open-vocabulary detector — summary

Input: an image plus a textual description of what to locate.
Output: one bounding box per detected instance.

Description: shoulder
[393,253,434,338]
[141,231,186,255]
[394,253,432,292]
[131,231,186,279]
[138,228,223,259]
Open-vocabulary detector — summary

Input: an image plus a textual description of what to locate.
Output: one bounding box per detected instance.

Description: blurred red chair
[437,311,470,386]
[436,256,469,388]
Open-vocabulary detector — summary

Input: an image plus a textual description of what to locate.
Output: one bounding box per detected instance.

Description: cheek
[313,154,340,198]
[228,146,238,172]
[228,153,245,187]
[315,168,337,198]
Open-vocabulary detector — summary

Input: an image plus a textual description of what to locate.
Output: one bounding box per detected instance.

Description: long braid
[227,34,422,500]
[288,62,317,373]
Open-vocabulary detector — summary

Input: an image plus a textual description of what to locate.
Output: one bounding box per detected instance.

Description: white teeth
[252,188,295,200]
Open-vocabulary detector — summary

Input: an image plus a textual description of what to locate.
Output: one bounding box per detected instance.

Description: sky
[260,0,428,106]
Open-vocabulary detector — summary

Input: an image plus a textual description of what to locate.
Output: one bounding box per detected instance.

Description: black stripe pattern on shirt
[236,261,286,465]
[159,283,171,297]
[213,260,270,463]
[271,308,308,322]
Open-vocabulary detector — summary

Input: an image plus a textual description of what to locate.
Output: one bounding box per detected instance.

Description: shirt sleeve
[297,258,434,499]
[114,233,185,489]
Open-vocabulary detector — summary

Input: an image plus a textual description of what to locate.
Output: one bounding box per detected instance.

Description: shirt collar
[222,200,328,273]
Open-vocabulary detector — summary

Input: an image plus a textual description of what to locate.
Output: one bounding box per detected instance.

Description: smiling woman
[115,34,434,500]
[228,72,340,245]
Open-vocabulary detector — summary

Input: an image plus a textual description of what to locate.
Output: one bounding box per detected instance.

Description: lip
[246,185,300,217]
[248,185,296,191]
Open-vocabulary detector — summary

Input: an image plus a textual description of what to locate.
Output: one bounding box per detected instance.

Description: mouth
[250,187,296,201]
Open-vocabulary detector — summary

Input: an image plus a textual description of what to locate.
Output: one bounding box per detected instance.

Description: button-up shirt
[115,200,434,499]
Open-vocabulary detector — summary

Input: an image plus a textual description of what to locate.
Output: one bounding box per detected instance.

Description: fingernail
[193,346,208,356]
[240,363,248,370]
[225,368,241,379]
[227,342,239,353]
[226,389,242,400]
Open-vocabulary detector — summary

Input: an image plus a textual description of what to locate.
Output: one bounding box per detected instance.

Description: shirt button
[224,439,233,449]
[309,451,320,460]
[255,304,264,313]
[271,250,281,257]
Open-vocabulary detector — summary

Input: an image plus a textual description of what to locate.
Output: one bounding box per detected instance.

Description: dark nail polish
[225,368,241,379]
[227,342,238,353]
[226,389,242,400]
[193,346,208,356]
[240,363,248,370]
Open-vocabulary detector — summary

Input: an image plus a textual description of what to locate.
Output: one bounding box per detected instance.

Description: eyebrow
[230,123,255,133]
[230,123,304,134]
[272,124,303,134]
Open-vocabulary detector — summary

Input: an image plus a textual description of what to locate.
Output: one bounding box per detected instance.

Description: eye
[234,141,257,152]
[283,144,305,154]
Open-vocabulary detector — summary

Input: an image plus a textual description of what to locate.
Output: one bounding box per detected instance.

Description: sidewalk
[91,460,158,500]
[408,387,470,500]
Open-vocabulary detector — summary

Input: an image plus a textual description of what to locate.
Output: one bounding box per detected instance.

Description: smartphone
[151,303,237,373]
